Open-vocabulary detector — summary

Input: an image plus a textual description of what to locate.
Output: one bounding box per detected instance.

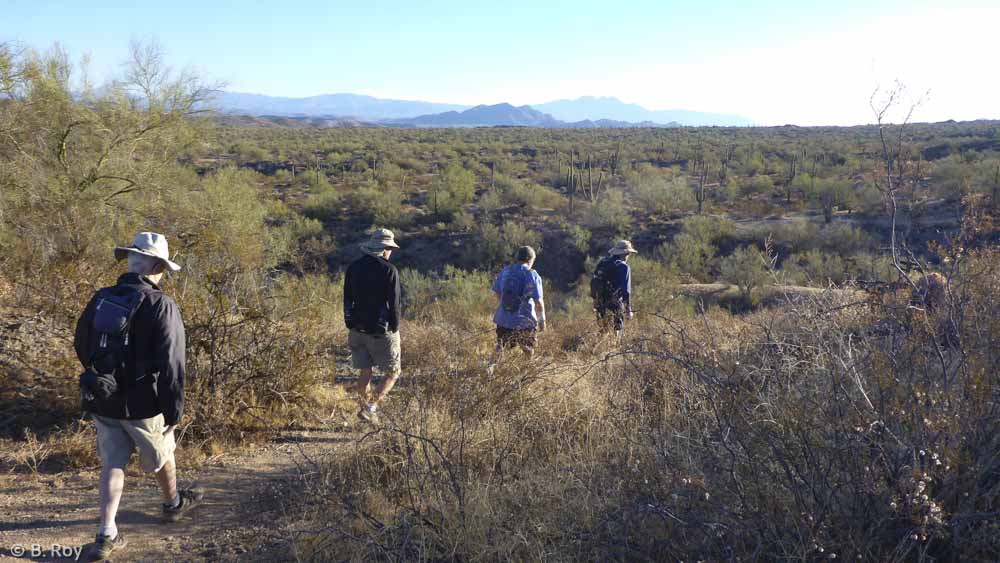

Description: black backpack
[79,286,154,402]
[590,257,617,304]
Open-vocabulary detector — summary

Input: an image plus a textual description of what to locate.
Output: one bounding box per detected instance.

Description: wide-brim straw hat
[113,232,181,271]
[361,228,400,253]
[608,239,638,256]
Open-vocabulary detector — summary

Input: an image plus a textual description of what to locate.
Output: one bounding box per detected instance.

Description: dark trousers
[496,326,537,353]
[595,301,625,332]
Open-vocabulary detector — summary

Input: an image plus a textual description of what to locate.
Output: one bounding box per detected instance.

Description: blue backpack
[500,267,530,313]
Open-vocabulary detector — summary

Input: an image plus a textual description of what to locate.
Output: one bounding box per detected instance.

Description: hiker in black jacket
[344,228,402,424]
[74,232,202,560]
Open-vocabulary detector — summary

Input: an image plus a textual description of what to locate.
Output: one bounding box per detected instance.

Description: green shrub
[822,223,871,256]
[301,188,343,221]
[495,174,564,210]
[782,249,848,286]
[451,210,476,231]
[759,218,820,253]
[430,161,476,217]
[585,189,631,232]
[563,224,592,254]
[400,266,495,331]
[627,256,679,314]
[660,216,737,281]
[849,251,898,284]
[719,245,769,301]
[680,215,737,246]
[660,233,717,282]
[478,188,503,217]
[759,220,870,257]
[740,174,774,199]
[472,220,544,269]
[629,166,694,215]
[343,184,410,228]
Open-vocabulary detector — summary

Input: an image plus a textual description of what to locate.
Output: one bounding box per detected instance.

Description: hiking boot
[357,406,380,425]
[163,485,205,522]
[89,532,127,561]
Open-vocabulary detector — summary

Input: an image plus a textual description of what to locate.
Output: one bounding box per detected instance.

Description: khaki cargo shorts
[93,414,176,472]
[348,329,401,374]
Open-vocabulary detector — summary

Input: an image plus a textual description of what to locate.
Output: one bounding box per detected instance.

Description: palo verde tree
[0,40,215,302]
[806,177,856,224]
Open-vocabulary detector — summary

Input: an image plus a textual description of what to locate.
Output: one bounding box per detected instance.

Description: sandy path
[0,425,354,562]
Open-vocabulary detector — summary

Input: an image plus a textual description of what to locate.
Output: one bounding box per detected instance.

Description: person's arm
[153,297,186,428]
[73,296,98,368]
[492,270,502,295]
[623,264,633,316]
[387,266,401,333]
[532,272,546,331]
[343,266,355,330]
[492,271,502,306]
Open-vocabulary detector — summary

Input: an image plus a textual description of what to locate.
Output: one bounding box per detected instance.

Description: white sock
[98,522,118,539]
[367,403,378,412]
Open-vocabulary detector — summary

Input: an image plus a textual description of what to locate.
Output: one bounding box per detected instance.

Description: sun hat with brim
[608,240,638,256]
[114,232,181,271]
[361,228,401,253]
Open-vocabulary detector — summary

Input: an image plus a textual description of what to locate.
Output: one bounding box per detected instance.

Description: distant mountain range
[392,103,561,127]
[383,103,671,128]
[215,92,467,120]
[534,96,755,127]
[213,92,754,128]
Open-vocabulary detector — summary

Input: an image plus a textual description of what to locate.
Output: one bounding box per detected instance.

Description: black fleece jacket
[74,273,186,425]
[343,254,401,334]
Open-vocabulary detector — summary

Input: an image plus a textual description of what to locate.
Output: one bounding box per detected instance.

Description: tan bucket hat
[361,228,400,252]
[608,240,638,256]
[113,232,181,271]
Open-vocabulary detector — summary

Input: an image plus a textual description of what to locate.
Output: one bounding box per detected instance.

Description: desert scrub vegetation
[3,41,1000,556]
[0,43,341,465]
[286,243,999,561]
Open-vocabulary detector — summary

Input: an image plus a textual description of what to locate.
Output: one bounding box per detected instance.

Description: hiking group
[72,229,637,560]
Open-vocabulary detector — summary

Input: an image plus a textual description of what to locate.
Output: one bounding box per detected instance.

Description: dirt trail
[0,423,354,562]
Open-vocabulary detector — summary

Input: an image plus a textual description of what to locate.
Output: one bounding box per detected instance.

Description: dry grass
[282,249,1000,562]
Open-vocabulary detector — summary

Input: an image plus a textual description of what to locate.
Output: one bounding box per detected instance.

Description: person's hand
[538,320,547,332]
[163,425,177,437]
[628,311,635,320]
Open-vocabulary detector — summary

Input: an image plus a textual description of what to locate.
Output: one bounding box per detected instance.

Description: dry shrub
[289,248,999,562]
[178,272,343,440]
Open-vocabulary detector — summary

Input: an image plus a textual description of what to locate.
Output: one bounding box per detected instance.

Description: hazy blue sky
[3,0,997,125]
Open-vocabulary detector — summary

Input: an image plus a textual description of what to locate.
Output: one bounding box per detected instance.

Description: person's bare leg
[372,369,400,405]
[154,457,178,503]
[356,367,373,405]
[521,345,534,360]
[489,342,504,367]
[98,465,125,534]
